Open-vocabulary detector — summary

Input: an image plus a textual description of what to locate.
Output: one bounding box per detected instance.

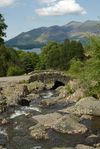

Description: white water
[0,127,7,136]
[10,110,27,119]
[21,106,41,112]
[41,90,54,99]
[30,146,42,149]
[10,106,41,119]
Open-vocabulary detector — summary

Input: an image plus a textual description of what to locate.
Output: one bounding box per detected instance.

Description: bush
[67,58,84,78]
[7,65,24,76]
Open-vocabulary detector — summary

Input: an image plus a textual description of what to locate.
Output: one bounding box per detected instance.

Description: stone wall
[29,71,70,84]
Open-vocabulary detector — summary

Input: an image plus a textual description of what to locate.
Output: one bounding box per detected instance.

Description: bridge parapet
[29,71,70,84]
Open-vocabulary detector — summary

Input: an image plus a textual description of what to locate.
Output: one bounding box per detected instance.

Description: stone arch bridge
[29,70,70,85]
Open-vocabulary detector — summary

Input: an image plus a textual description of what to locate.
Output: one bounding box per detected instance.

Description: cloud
[0,0,15,7]
[36,0,86,16]
[40,0,57,4]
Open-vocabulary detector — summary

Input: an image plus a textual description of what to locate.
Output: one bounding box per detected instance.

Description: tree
[18,51,39,73]
[0,13,7,45]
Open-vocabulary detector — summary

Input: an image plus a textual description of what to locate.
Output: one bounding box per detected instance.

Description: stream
[0,89,100,149]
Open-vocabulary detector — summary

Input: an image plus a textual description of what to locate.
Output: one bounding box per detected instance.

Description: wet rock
[21,85,29,96]
[52,114,88,134]
[40,98,57,108]
[11,135,35,149]
[29,124,49,140]
[85,134,100,146]
[0,94,7,113]
[66,97,100,116]
[75,144,95,149]
[17,98,30,106]
[2,84,29,106]
[32,112,62,128]
[52,147,74,149]
[0,134,7,146]
[26,93,40,102]
[0,146,7,149]
[1,119,8,125]
[95,143,100,148]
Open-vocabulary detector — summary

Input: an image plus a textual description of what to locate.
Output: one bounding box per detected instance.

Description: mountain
[6,20,99,49]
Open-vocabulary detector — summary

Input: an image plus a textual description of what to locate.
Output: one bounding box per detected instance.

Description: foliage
[0,14,7,45]
[7,65,24,76]
[18,51,39,73]
[0,45,19,76]
[67,58,84,77]
[68,35,100,98]
[39,39,84,70]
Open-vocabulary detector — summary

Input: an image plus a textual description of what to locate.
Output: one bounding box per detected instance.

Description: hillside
[6,20,99,49]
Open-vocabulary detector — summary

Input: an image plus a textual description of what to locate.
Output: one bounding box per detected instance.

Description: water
[0,90,100,149]
[14,47,41,54]
[39,90,54,99]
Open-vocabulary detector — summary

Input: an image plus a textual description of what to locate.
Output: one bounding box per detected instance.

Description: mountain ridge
[6,20,99,49]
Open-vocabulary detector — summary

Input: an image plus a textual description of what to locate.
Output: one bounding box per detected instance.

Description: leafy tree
[39,39,84,70]
[18,51,39,73]
[0,45,20,76]
[7,65,24,76]
[0,14,7,45]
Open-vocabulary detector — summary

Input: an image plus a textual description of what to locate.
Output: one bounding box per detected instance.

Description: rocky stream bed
[0,78,100,149]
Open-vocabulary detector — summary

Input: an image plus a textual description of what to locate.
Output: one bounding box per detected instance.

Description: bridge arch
[29,70,70,89]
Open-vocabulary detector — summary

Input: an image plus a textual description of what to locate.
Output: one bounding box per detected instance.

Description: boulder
[0,94,7,113]
[66,88,86,102]
[75,144,95,149]
[32,112,62,128]
[0,146,7,149]
[66,97,100,116]
[52,147,74,149]
[52,114,88,134]
[39,98,58,108]
[26,93,40,102]
[85,134,100,146]
[29,124,49,140]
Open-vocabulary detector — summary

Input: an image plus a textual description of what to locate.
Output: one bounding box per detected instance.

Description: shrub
[7,65,24,76]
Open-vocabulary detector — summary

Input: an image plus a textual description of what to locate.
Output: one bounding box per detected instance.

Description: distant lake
[14,47,41,54]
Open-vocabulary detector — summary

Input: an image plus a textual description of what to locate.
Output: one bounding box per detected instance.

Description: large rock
[85,134,100,146]
[29,124,49,140]
[65,97,100,116]
[66,88,86,102]
[75,144,95,149]
[32,112,62,128]
[39,98,58,108]
[26,93,40,102]
[2,83,29,106]
[0,93,7,113]
[52,147,75,149]
[52,114,88,134]
[0,146,7,149]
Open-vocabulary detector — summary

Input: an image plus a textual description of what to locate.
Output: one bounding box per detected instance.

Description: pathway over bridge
[29,70,70,85]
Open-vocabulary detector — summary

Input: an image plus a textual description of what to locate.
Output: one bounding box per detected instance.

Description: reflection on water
[91,116,100,134]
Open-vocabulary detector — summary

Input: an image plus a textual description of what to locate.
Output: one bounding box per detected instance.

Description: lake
[14,47,41,54]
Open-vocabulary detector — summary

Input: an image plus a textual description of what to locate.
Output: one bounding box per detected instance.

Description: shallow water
[0,90,100,149]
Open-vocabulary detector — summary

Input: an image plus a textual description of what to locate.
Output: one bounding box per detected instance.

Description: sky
[0,0,100,40]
